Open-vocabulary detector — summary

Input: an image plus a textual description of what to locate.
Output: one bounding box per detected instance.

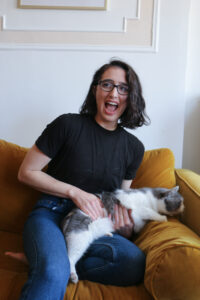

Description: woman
[11,59,149,300]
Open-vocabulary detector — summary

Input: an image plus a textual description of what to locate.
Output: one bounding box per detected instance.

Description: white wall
[0,0,192,169]
[183,0,200,174]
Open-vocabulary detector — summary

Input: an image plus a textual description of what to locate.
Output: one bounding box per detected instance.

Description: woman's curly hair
[80,59,150,129]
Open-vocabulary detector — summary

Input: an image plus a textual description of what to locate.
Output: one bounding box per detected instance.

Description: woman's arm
[18,144,104,220]
[121,179,132,190]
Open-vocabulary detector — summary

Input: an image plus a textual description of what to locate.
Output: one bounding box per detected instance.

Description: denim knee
[77,234,146,286]
[39,258,70,286]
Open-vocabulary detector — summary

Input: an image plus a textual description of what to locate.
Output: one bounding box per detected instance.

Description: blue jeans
[20,194,145,300]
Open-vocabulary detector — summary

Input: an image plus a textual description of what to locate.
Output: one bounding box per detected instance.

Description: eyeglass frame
[98,80,130,95]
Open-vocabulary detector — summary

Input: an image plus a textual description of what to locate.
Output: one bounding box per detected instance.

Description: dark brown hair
[80,59,150,129]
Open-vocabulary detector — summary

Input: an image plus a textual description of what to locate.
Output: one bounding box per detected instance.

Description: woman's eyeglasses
[98,80,129,95]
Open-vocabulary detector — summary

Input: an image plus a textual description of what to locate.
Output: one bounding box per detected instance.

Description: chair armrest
[134,219,200,300]
[175,169,200,236]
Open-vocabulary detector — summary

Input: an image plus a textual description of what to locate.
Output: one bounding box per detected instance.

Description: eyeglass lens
[99,80,129,95]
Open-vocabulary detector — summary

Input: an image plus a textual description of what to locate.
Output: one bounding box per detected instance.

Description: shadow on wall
[182,97,200,174]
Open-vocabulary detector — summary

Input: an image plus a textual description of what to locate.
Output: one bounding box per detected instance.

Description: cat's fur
[61,186,184,283]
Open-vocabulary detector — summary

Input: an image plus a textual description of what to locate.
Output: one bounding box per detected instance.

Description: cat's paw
[105,232,113,237]
[70,272,79,284]
[159,215,167,222]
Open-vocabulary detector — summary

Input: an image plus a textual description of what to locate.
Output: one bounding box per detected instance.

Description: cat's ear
[171,186,179,193]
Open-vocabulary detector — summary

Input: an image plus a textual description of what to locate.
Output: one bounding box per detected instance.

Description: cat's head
[155,186,184,215]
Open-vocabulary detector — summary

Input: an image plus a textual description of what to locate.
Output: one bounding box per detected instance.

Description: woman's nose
[109,86,118,97]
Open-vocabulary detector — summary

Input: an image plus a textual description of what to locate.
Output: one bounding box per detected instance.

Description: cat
[61,186,184,284]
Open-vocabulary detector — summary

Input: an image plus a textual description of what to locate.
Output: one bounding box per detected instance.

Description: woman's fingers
[113,205,134,238]
[70,188,104,220]
[89,196,104,219]
[114,204,119,229]
[122,206,131,225]
[115,204,131,228]
[95,197,104,217]
[81,194,104,220]
[114,204,124,229]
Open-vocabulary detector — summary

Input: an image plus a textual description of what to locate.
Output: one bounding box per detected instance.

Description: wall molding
[18,0,108,11]
[2,0,140,33]
[0,0,160,52]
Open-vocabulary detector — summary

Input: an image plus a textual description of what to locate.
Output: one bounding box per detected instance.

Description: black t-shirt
[36,114,144,194]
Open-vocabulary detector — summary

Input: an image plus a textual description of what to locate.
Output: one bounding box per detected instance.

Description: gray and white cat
[61,186,184,284]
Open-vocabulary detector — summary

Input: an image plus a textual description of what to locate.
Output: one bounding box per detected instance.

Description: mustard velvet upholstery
[134,219,200,300]
[0,140,40,233]
[175,168,200,236]
[0,139,200,300]
[132,148,176,189]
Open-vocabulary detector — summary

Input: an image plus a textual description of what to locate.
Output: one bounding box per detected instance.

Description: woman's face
[94,66,128,130]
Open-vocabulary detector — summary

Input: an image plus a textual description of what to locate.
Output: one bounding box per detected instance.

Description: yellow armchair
[0,140,199,300]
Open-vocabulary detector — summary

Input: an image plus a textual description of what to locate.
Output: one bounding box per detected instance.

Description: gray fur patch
[100,191,120,217]
[61,208,92,237]
[151,187,170,199]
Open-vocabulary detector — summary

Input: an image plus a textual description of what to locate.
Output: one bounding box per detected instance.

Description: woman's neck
[94,115,118,131]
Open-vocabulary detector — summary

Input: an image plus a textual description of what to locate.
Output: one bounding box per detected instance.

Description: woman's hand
[113,204,134,239]
[69,187,104,221]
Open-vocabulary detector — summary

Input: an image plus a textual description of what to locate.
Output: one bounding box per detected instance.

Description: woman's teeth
[105,102,118,112]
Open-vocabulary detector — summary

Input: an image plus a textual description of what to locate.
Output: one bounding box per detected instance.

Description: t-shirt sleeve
[35,114,68,158]
[124,136,145,180]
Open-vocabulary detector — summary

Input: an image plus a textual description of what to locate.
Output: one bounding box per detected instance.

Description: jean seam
[21,230,38,300]
[79,260,114,276]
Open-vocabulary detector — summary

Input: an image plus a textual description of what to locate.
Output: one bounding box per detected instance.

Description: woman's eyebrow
[102,79,128,85]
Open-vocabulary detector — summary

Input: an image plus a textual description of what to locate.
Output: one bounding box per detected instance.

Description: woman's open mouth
[105,101,119,114]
